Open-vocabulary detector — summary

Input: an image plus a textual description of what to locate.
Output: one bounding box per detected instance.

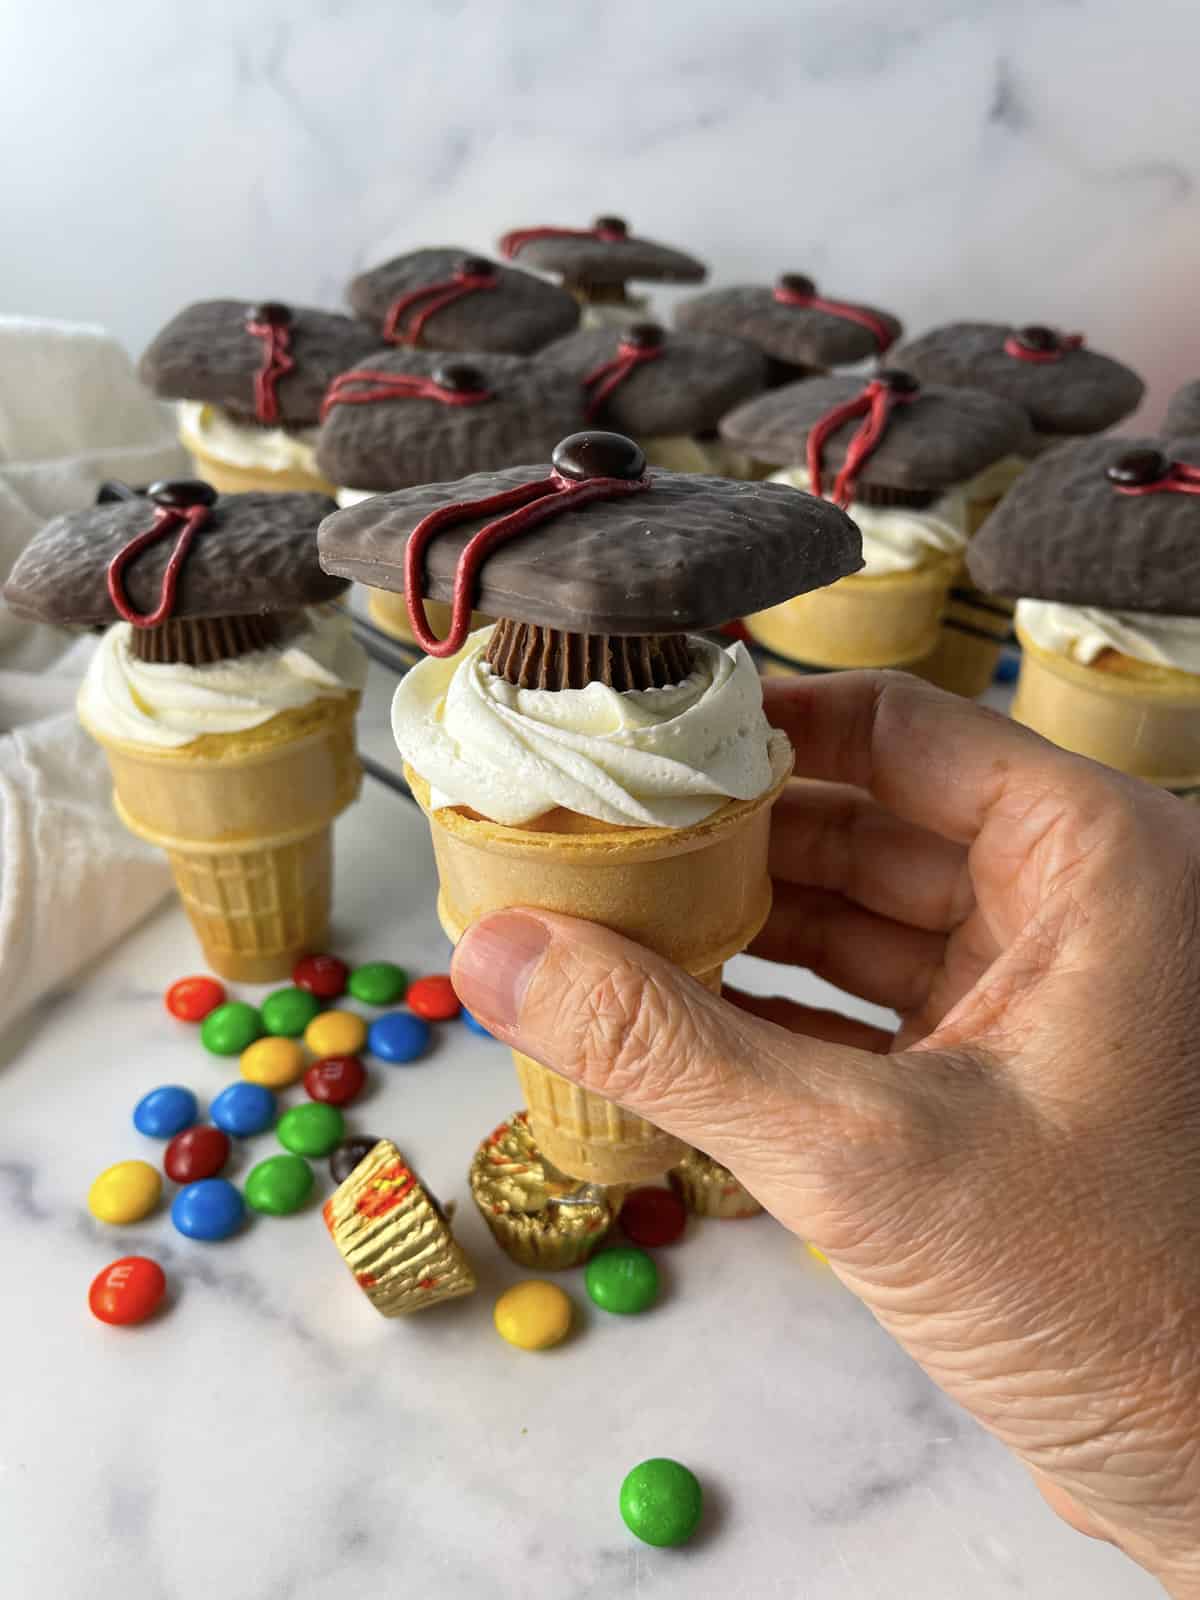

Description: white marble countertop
[0,660,1159,1600]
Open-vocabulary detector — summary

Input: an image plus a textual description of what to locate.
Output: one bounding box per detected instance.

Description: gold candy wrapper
[668,1148,763,1219]
[323,1140,476,1316]
[469,1111,622,1269]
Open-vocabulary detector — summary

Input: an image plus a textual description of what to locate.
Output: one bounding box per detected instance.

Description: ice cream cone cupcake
[668,1149,762,1219]
[5,482,365,980]
[318,430,860,1183]
[891,321,1145,695]
[316,352,586,655]
[469,1111,622,1268]
[1165,379,1200,440]
[675,272,902,391]
[346,247,580,354]
[534,321,767,479]
[324,1139,476,1315]
[139,299,379,496]
[497,216,706,331]
[719,371,1031,674]
[968,438,1200,793]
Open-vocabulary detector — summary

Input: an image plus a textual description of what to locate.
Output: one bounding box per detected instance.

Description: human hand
[451,671,1200,1595]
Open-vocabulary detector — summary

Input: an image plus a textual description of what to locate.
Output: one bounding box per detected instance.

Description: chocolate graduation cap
[890,322,1145,439]
[139,301,380,429]
[675,274,903,372]
[4,483,344,664]
[347,248,580,354]
[497,217,706,293]
[967,437,1200,614]
[317,430,861,690]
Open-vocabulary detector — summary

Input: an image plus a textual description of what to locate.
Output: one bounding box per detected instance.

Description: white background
[1,0,1198,421]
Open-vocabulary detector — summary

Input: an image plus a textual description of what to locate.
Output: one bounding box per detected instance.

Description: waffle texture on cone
[324,1139,476,1315]
[669,1149,762,1219]
[469,1112,621,1268]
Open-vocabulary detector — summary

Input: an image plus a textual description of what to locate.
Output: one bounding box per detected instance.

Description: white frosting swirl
[1016,599,1200,675]
[336,485,376,508]
[579,296,652,332]
[392,627,780,827]
[642,435,757,478]
[177,401,323,476]
[767,466,966,576]
[78,605,368,749]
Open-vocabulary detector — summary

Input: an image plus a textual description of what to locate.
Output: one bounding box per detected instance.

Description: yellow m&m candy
[304,1009,367,1057]
[241,1035,305,1089]
[88,1160,162,1225]
[493,1280,573,1351]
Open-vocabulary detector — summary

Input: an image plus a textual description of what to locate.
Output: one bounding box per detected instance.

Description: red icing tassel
[772,275,896,354]
[806,373,919,509]
[382,259,499,346]
[404,440,650,658]
[320,365,492,423]
[1108,450,1200,498]
[581,327,665,421]
[244,303,296,425]
[498,217,629,260]
[106,488,215,628]
[1003,326,1085,364]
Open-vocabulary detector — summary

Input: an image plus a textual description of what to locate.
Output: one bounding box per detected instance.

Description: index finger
[761,670,1096,846]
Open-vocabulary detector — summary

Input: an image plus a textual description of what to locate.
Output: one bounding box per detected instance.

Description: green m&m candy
[347,961,407,1007]
[245,1154,313,1216]
[200,1001,263,1057]
[260,986,323,1037]
[585,1247,659,1315]
[277,1101,344,1158]
[619,1458,703,1547]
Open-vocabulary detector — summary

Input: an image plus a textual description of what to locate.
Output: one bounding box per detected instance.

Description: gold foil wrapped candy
[469,1110,622,1269]
[323,1139,476,1315]
[668,1148,763,1219]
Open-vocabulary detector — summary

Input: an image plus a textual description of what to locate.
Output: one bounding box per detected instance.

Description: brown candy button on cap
[675,282,903,369]
[317,434,862,635]
[551,430,646,481]
[536,325,767,436]
[1165,379,1200,441]
[4,489,344,628]
[138,299,380,429]
[719,374,1033,492]
[890,321,1145,437]
[346,247,580,354]
[967,435,1200,616]
[496,219,707,287]
[776,272,817,298]
[314,349,587,493]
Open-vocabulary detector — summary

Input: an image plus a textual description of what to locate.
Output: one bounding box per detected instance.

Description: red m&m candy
[164,1124,230,1183]
[88,1256,167,1326]
[166,975,226,1023]
[406,975,460,1022]
[620,1187,687,1248]
[304,1054,366,1107]
[292,954,349,1000]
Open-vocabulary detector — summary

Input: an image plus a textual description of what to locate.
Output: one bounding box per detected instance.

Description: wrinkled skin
[452,672,1200,1595]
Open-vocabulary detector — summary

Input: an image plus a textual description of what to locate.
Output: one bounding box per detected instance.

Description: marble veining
[0,663,1158,1598]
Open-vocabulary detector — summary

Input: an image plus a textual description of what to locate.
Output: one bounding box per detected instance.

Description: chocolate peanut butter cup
[139,301,380,430]
[890,321,1144,444]
[347,247,580,354]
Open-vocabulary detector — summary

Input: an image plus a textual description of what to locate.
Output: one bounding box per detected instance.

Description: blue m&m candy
[461,1009,495,1039]
[172,1178,244,1242]
[133,1085,198,1139]
[210,1081,276,1137]
[367,1011,431,1064]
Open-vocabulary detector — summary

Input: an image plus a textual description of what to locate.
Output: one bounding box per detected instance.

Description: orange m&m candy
[166,975,226,1023]
[88,1256,167,1326]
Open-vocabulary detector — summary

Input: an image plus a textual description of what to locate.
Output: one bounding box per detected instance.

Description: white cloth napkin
[0,316,189,1037]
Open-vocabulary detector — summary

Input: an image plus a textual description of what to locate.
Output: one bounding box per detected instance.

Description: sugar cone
[82,696,361,981]
[1012,623,1200,790]
[366,587,492,649]
[407,737,792,1184]
[185,442,337,497]
[745,554,959,670]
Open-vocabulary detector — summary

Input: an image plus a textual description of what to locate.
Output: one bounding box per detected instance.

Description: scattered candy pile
[87,951,481,1330]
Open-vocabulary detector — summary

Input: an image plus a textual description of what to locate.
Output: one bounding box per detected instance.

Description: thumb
[450,908,935,1213]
